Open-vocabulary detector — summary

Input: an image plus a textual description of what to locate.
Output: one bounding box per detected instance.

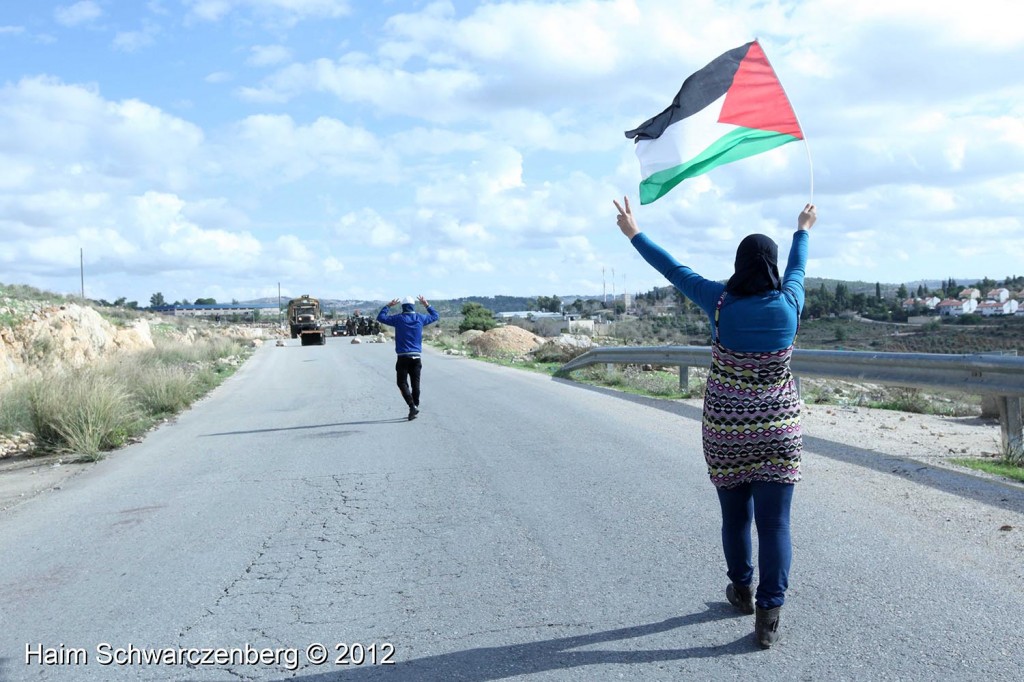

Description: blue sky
[1,0,1022,305]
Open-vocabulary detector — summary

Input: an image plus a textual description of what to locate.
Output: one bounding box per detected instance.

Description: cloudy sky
[1,0,1021,305]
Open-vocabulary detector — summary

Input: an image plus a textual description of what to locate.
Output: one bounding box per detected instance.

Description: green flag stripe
[639,127,800,204]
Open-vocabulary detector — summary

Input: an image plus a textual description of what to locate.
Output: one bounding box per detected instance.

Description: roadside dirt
[0,450,86,512]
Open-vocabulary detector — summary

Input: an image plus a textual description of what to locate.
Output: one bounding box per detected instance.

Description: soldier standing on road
[377,296,439,421]
[614,196,817,649]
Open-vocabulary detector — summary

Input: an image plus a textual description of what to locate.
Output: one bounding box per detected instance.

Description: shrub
[3,333,251,459]
[869,387,932,414]
[129,365,197,417]
[459,302,497,332]
[0,378,34,433]
[621,365,681,397]
[531,340,591,364]
[27,368,141,459]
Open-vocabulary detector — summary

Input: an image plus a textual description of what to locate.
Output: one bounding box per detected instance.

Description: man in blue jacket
[377,295,439,420]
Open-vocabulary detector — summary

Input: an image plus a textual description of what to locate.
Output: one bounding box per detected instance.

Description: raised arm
[782,204,817,310]
[612,196,722,314]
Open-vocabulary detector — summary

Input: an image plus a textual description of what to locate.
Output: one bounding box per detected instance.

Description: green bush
[458,302,497,333]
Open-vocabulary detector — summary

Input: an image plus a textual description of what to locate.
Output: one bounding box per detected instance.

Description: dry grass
[0,335,251,460]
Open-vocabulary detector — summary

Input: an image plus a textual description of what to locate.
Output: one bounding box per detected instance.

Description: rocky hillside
[0,304,153,383]
[0,301,272,386]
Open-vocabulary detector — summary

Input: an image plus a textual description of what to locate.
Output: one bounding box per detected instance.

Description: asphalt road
[1,338,1023,681]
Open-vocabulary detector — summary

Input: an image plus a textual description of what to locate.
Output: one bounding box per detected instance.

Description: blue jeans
[716,481,795,610]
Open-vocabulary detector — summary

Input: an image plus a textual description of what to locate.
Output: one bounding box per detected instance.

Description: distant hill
[243,277,1002,316]
[241,294,607,316]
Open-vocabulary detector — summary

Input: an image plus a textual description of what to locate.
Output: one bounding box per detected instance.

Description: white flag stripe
[634,93,737,178]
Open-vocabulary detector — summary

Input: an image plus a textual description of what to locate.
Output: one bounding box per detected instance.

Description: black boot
[754,606,782,649]
[726,582,754,615]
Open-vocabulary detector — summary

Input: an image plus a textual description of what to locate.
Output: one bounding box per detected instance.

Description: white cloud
[556,236,597,264]
[221,114,389,183]
[322,256,344,273]
[239,58,483,123]
[809,0,1024,51]
[335,208,409,248]
[0,77,204,192]
[205,71,233,83]
[0,162,35,190]
[185,0,352,24]
[54,2,102,27]
[248,44,292,67]
[113,23,160,52]
[431,247,494,274]
[132,192,263,269]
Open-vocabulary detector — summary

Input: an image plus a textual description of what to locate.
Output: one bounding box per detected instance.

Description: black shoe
[755,606,782,649]
[726,582,754,615]
[408,407,419,421]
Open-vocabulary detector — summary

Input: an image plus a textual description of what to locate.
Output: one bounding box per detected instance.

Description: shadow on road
[201,419,409,437]
[553,377,1024,515]
[282,605,755,681]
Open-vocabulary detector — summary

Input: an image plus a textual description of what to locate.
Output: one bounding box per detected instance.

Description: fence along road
[561,345,1024,455]
[0,340,1022,681]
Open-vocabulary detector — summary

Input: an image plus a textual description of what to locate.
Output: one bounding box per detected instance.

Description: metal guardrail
[560,346,1024,455]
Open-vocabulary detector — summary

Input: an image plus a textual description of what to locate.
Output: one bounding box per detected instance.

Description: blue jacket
[377,305,439,355]
[630,231,808,352]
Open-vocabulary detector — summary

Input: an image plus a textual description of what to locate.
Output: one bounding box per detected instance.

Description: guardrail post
[997,395,1023,457]
[679,365,689,391]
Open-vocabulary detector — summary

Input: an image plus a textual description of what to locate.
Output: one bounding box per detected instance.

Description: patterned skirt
[701,342,802,488]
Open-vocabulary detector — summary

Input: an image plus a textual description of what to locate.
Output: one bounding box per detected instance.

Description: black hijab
[725,234,781,297]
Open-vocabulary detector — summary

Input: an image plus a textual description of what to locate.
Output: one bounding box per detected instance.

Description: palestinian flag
[625,41,803,204]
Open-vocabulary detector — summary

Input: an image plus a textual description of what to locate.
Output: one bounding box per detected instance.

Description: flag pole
[803,137,814,204]
[756,38,814,204]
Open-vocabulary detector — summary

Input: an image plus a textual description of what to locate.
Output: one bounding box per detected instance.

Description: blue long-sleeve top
[377,305,439,355]
[630,230,809,352]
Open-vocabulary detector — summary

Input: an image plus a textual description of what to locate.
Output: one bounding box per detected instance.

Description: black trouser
[395,356,422,408]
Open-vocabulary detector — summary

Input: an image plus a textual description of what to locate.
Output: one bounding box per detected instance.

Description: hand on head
[798,204,817,231]
[613,196,641,239]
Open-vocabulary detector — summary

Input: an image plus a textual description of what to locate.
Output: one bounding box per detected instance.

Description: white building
[986,288,1010,303]
[958,288,982,300]
[978,299,1019,316]
[937,298,978,316]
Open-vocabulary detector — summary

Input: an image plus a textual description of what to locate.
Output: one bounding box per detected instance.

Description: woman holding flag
[613,196,816,649]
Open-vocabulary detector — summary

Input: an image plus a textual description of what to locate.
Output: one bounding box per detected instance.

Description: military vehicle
[286,295,326,345]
